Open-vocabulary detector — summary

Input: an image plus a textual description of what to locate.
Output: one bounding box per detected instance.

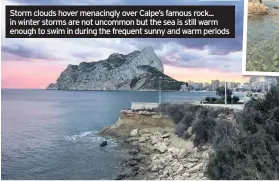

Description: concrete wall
[201,103,244,110]
[131,102,159,110]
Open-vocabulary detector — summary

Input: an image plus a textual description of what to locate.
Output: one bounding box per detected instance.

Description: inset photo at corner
[243,0,279,76]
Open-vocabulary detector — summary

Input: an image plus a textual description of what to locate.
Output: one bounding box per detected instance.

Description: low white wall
[131,102,159,110]
[201,103,244,110]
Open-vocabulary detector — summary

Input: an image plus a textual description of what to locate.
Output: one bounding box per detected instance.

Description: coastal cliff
[99,109,213,180]
[100,85,279,180]
[47,47,184,91]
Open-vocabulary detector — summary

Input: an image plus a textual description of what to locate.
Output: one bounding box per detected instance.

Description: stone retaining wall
[131,102,159,110]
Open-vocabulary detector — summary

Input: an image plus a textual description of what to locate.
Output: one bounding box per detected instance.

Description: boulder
[173,165,184,176]
[138,137,147,143]
[163,138,171,145]
[151,138,158,145]
[141,128,150,133]
[141,149,152,155]
[188,163,203,174]
[184,162,197,169]
[114,173,127,180]
[161,133,170,138]
[187,158,199,163]
[168,147,180,157]
[128,148,139,155]
[162,169,169,177]
[131,166,140,172]
[131,141,139,146]
[165,166,173,175]
[130,129,138,137]
[165,154,173,163]
[186,127,192,137]
[178,149,189,159]
[248,2,269,16]
[151,165,159,172]
[174,176,183,180]
[154,142,168,153]
[201,151,209,159]
[128,160,138,166]
[99,140,107,147]
[152,154,161,161]
[133,154,145,161]
[142,133,152,137]
[125,137,138,143]
[182,172,191,178]
[154,131,162,137]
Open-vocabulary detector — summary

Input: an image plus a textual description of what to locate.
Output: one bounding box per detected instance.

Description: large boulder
[130,129,138,137]
[99,140,107,147]
[154,142,168,153]
[248,2,269,16]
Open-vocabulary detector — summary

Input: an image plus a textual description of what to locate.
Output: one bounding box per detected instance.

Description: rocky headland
[248,2,269,16]
[99,109,227,180]
[47,47,185,91]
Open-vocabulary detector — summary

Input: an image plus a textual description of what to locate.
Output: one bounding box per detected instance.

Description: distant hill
[47,47,185,91]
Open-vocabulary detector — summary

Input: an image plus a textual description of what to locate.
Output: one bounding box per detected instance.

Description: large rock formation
[47,47,184,91]
[248,2,269,16]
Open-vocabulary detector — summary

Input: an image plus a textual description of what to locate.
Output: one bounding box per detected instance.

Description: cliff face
[47,47,184,91]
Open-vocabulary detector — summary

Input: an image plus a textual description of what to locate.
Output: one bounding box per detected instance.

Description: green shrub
[211,97,217,102]
[161,85,279,180]
[261,86,279,111]
[212,119,236,148]
[216,99,225,104]
[207,85,279,180]
[181,112,195,128]
[165,104,184,124]
[216,86,233,97]
[192,116,216,146]
[158,103,170,113]
[207,129,279,180]
[205,97,211,102]
[232,96,240,103]
[175,121,187,137]
[205,97,217,103]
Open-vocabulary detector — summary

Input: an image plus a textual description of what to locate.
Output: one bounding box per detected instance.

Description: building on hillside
[203,82,210,89]
[193,83,203,90]
[220,81,225,87]
[249,76,278,91]
[211,80,220,90]
[180,83,188,91]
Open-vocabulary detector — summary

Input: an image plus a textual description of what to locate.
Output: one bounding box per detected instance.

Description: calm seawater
[246,2,279,72]
[1,89,238,180]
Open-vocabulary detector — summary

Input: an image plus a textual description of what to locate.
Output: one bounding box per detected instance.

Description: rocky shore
[99,110,212,180]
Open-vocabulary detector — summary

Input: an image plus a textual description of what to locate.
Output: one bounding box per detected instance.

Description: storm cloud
[2,0,244,73]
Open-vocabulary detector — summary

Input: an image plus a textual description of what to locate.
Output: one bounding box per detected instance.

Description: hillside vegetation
[159,84,279,179]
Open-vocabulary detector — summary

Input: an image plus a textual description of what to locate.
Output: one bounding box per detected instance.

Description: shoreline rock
[123,129,211,180]
[100,110,211,180]
[248,2,269,17]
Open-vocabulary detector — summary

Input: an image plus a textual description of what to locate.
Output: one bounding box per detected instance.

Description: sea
[1,89,244,180]
[246,1,279,72]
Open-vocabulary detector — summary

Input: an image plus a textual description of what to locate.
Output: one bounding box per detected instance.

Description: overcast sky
[1,0,250,89]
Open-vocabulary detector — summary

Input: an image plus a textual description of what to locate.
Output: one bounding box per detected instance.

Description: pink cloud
[2,60,65,89]
[1,59,250,89]
[164,65,250,83]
